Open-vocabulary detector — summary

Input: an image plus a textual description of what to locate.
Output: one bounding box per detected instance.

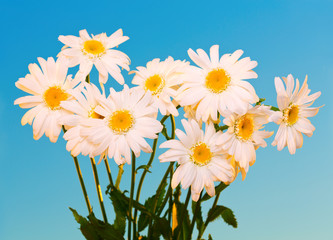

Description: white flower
[159,119,233,201]
[78,85,163,165]
[131,57,189,116]
[216,105,273,178]
[58,29,130,85]
[60,82,105,157]
[176,45,259,123]
[14,57,78,142]
[271,74,321,154]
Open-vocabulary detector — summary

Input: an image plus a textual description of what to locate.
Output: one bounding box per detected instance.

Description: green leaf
[135,164,151,173]
[206,205,226,223]
[192,201,204,235]
[208,234,213,240]
[109,186,127,235]
[270,106,280,111]
[206,205,237,228]
[151,217,171,240]
[69,208,100,240]
[201,182,228,202]
[221,207,237,228]
[138,196,154,232]
[88,213,125,240]
[178,202,191,239]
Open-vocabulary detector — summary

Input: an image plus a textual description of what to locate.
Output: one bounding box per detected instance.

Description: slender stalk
[197,192,221,239]
[133,114,172,231]
[103,157,114,187]
[147,162,174,239]
[62,126,92,213]
[128,152,136,240]
[90,157,108,223]
[175,189,192,240]
[115,164,124,189]
[168,166,173,226]
[188,193,202,240]
[73,155,93,213]
[168,115,176,224]
[156,184,173,216]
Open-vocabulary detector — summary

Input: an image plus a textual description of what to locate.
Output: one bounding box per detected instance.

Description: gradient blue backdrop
[1,0,332,239]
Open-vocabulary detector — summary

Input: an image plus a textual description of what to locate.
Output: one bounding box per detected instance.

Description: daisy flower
[159,119,233,201]
[58,29,130,85]
[131,57,189,116]
[177,45,259,122]
[14,57,78,142]
[59,82,106,157]
[271,74,321,154]
[79,85,163,165]
[216,105,273,178]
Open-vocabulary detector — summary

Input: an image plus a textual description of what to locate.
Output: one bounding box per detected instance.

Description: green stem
[90,157,108,223]
[133,114,172,232]
[115,164,124,189]
[62,126,92,214]
[147,162,174,239]
[197,192,221,240]
[128,152,136,240]
[188,193,202,240]
[168,165,173,226]
[73,155,93,214]
[168,116,176,225]
[103,157,114,187]
[156,184,173,216]
[175,189,192,240]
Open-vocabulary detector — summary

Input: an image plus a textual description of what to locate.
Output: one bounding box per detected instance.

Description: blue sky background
[1,0,332,239]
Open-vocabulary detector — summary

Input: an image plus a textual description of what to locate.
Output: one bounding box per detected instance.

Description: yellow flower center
[283,105,299,125]
[235,114,255,141]
[43,86,69,110]
[83,40,105,56]
[205,68,231,93]
[191,142,212,166]
[108,110,134,134]
[89,107,104,119]
[144,74,165,95]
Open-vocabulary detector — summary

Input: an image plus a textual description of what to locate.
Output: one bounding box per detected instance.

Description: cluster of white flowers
[14,29,321,201]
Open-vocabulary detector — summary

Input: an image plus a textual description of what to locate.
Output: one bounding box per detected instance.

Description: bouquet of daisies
[14,29,321,240]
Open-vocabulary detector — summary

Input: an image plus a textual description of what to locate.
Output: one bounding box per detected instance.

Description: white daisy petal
[159,119,233,201]
[58,29,130,85]
[272,74,320,154]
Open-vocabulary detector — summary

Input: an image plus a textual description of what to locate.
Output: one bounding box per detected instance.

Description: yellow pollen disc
[43,86,69,110]
[144,74,165,95]
[83,40,105,56]
[284,105,299,125]
[205,68,231,93]
[191,143,212,166]
[235,114,254,141]
[108,110,134,134]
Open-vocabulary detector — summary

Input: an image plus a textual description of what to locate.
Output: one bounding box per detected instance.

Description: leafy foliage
[138,177,168,232]
[69,208,125,240]
[192,200,204,235]
[108,186,128,235]
[206,205,238,228]
[173,186,191,239]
